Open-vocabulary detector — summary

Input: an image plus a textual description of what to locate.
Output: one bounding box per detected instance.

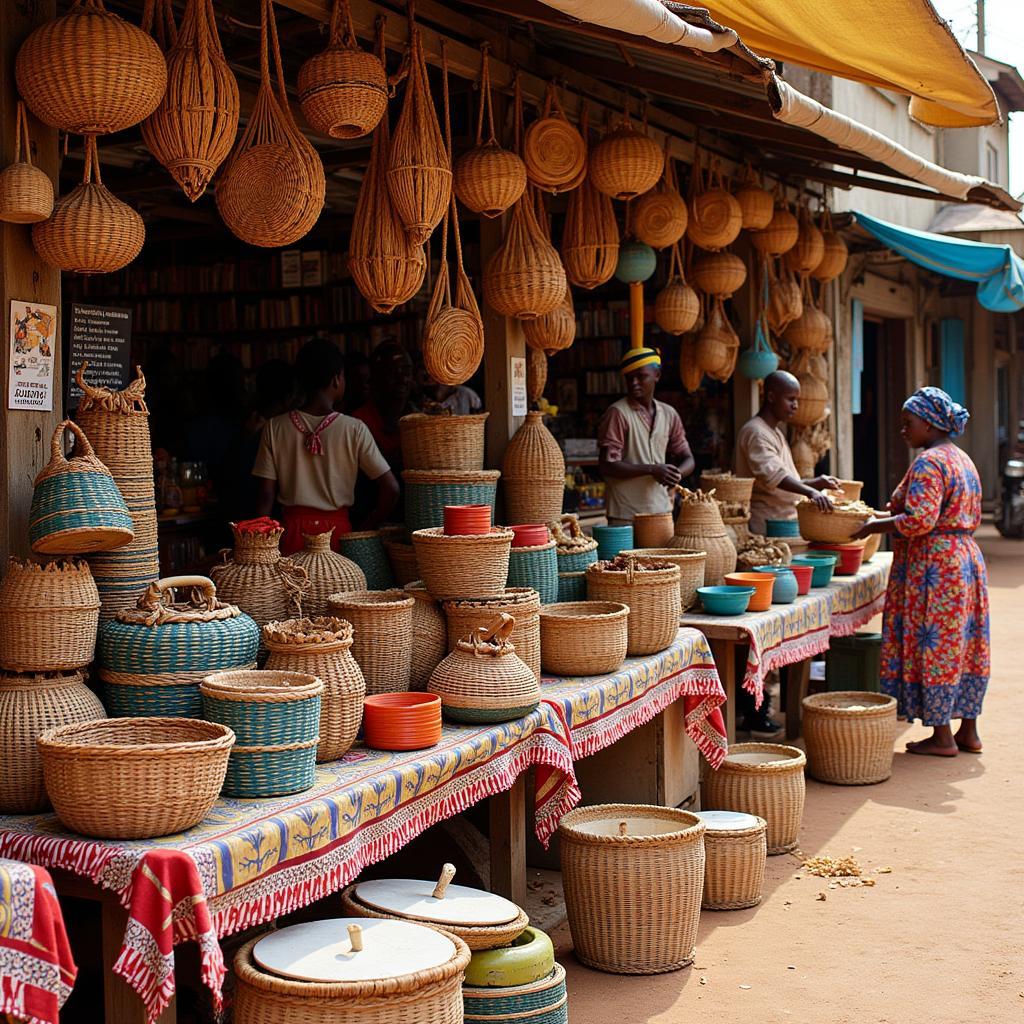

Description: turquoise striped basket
[507,543,558,604]
[555,545,598,575]
[463,964,568,1024]
[403,469,500,533]
[593,524,633,561]
[201,685,321,746]
[222,740,319,798]
[338,531,395,590]
[557,572,587,602]
[102,681,203,718]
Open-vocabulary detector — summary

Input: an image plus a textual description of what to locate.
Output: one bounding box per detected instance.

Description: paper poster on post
[8,300,57,412]
[511,355,527,416]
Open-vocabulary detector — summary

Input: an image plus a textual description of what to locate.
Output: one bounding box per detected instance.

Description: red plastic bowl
[444,505,492,536]
[509,524,551,548]
[807,543,865,576]
[363,693,442,751]
[788,563,814,595]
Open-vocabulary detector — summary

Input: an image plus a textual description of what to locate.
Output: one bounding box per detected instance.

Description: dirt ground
[554,526,1024,1024]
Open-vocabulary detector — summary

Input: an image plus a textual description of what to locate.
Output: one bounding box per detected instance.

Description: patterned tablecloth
[826,552,892,636]
[0,858,77,1024]
[541,628,728,768]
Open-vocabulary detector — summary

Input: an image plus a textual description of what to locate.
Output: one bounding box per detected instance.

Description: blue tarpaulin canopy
[853,210,1024,313]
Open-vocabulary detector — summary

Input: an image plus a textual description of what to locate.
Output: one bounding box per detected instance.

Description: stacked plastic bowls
[444,505,492,535]
[791,553,838,587]
[363,693,442,751]
[807,543,865,575]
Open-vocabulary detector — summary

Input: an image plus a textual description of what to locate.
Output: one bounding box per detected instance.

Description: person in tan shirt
[736,371,838,536]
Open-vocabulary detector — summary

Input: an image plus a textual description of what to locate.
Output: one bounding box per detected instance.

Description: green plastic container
[826,632,882,692]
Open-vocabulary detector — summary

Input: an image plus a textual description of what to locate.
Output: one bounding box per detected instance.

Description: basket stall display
[444,588,541,683]
[802,692,898,785]
[327,589,415,696]
[290,529,367,616]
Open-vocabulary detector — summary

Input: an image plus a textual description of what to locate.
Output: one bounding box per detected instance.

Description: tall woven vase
[76,364,161,617]
[670,489,736,586]
[406,582,448,691]
[503,412,565,526]
[289,530,367,617]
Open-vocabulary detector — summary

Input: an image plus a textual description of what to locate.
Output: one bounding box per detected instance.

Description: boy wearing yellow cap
[597,347,695,525]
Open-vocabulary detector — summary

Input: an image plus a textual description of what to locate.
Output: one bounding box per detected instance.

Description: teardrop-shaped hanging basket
[811,208,849,282]
[16,0,167,136]
[33,137,144,275]
[655,243,700,335]
[696,297,739,382]
[0,101,54,224]
[523,81,587,194]
[783,279,832,353]
[588,110,663,201]
[679,333,703,394]
[141,0,240,202]
[766,258,803,334]
[686,155,741,252]
[523,193,575,354]
[633,139,687,249]
[298,0,387,140]
[216,0,325,247]
[734,163,773,230]
[783,203,825,276]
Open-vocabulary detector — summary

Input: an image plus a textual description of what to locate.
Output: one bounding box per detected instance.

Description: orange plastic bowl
[444,505,492,535]
[724,572,776,612]
[363,693,442,751]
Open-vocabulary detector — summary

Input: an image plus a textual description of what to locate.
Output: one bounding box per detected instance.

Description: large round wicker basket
[588,116,663,201]
[327,590,414,696]
[586,558,680,656]
[443,588,541,683]
[538,601,628,677]
[412,528,513,601]
[802,692,897,785]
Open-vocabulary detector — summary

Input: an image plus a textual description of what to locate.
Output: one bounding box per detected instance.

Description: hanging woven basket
[750,191,799,256]
[679,333,704,394]
[387,11,451,245]
[783,203,825,276]
[140,0,240,202]
[454,44,526,218]
[734,164,774,230]
[298,0,387,140]
[655,243,700,335]
[632,141,687,249]
[523,81,587,194]
[691,249,747,297]
[216,0,325,247]
[0,101,54,224]
[696,297,739,383]
[789,350,830,427]
[812,209,849,282]
[764,258,802,334]
[33,137,144,275]
[589,109,663,200]
[16,0,166,136]
[523,284,575,355]
[527,347,548,403]
[686,155,741,252]
[783,279,832,353]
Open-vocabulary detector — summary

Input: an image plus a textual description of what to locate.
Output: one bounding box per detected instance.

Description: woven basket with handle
[586,556,680,657]
[749,190,798,256]
[327,590,414,695]
[0,100,54,224]
[443,588,540,683]
[734,164,774,230]
[686,154,741,252]
[812,207,849,282]
[620,549,706,613]
[654,242,699,336]
[783,202,825,276]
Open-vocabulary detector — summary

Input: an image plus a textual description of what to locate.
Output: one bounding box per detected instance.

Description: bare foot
[906,737,958,758]
[954,730,982,754]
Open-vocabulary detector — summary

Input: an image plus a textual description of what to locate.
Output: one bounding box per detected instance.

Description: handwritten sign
[66,303,132,410]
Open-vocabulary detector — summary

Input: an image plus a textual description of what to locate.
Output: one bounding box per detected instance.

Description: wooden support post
[1,2,62,564]
[711,638,737,744]
[784,658,812,740]
[489,776,527,907]
[629,282,644,347]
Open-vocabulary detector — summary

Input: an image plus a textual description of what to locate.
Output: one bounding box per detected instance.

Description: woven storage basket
[796,501,870,543]
[551,514,598,573]
[140,0,239,202]
[588,112,663,201]
[216,0,325,247]
[697,811,768,911]
[686,156,741,252]
[455,47,525,218]
[38,716,233,839]
[620,549,706,613]
[654,243,699,335]
[734,165,774,230]
[297,0,386,140]
[403,470,500,533]
[463,964,568,1022]
[211,521,309,630]
[429,613,540,723]
[507,542,558,606]
[699,472,755,506]
[348,23,425,313]
[30,420,134,555]
[290,530,367,617]
[750,198,799,256]
[0,558,100,672]
[0,670,106,814]
[691,249,747,297]
[399,412,487,471]
[783,204,825,276]
[406,582,448,691]
[633,144,687,249]
[201,670,322,798]
[671,489,737,585]
[562,133,619,289]
[702,743,806,855]
[802,692,897,785]
[503,412,565,526]
[263,617,365,762]
[522,284,575,356]
[538,601,628,677]
[557,571,586,602]
[16,0,166,135]
[632,513,675,549]
[0,101,53,224]
[384,540,419,587]
[232,925,470,1024]
[327,590,414,695]
[559,805,705,974]
[413,528,513,602]
[33,136,144,275]
[98,575,259,718]
[523,82,587,194]
[586,557,680,657]
[444,588,541,683]
[337,531,394,590]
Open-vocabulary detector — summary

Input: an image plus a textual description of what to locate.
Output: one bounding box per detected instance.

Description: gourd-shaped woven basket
[670,488,736,585]
[679,333,703,394]
[691,249,747,298]
[784,279,832,353]
[783,202,825,276]
[654,242,699,336]
[695,297,740,383]
[429,613,541,724]
[812,208,849,282]
[632,142,687,249]
[586,556,681,657]
[399,412,487,471]
[749,192,799,256]
[0,101,54,224]
[298,0,387,140]
[140,0,240,202]
[327,590,414,695]
[33,137,145,274]
[290,530,367,617]
[503,411,565,527]
[443,588,541,683]
[523,81,587,194]
[263,617,365,762]
[216,0,325,247]
[16,0,166,135]
[686,155,741,252]
[734,164,774,230]
[767,258,803,334]
[406,582,448,691]
[522,195,575,354]
[588,110,663,201]
[788,350,829,427]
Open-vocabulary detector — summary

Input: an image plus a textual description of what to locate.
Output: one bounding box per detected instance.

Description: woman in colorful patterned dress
[854,387,990,757]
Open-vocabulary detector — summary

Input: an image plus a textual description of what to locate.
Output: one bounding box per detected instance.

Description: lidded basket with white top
[692,810,767,910]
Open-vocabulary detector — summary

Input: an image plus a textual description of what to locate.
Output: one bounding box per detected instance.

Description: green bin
[826,632,882,692]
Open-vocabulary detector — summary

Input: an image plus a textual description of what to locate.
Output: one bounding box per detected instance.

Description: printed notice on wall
[66,303,133,411]
[8,300,57,412]
[510,356,527,416]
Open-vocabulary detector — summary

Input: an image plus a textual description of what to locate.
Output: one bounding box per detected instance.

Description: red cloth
[233,516,282,535]
[280,505,352,555]
[0,859,77,1024]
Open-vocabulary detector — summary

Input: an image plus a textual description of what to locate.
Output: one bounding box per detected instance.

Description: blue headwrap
[903,387,970,437]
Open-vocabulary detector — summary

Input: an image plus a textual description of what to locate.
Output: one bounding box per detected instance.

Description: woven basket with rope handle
[633,138,687,249]
[523,80,587,194]
[655,242,700,335]
[0,101,54,224]
[523,191,575,354]
[734,163,774,230]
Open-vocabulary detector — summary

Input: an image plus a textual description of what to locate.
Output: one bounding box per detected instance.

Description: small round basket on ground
[693,810,767,910]
[802,691,898,785]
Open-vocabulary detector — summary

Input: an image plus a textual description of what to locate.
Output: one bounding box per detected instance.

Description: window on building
[986,142,1000,183]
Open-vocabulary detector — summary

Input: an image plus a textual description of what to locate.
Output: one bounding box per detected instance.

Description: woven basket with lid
[670,489,737,586]
[399,412,487,471]
[429,613,541,723]
[406,582,448,691]
[586,557,681,657]
[503,412,565,527]
[328,590,414,695]
[0,670,106,814]
[693,810,767,911]
[443,588,541,682]
[0,100,54,224]
[263,617,365,762]
[802,692,897,785]
[290,530,367,617]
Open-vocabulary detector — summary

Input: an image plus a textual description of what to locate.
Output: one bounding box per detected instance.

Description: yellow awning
[700,0,999,128]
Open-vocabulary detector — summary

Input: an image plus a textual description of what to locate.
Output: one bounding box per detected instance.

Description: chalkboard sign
[66,303,132,410]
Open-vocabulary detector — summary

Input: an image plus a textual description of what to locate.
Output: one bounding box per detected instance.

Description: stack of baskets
[551,514,598,601]
[699,473,754,548]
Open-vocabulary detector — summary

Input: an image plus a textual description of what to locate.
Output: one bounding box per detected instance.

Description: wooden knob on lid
[347,923,364,952]
[618,821,628,837]
[431,863,457,899]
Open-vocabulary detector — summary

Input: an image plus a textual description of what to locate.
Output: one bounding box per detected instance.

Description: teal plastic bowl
[765,518,801,538]
[752,565,799,604]
[791,553,838,588]
[698,585,755,616]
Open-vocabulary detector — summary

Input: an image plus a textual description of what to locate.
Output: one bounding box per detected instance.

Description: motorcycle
[996,420,1024,538]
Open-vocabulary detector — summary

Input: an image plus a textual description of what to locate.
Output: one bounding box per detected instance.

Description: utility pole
[977,0,986,55]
